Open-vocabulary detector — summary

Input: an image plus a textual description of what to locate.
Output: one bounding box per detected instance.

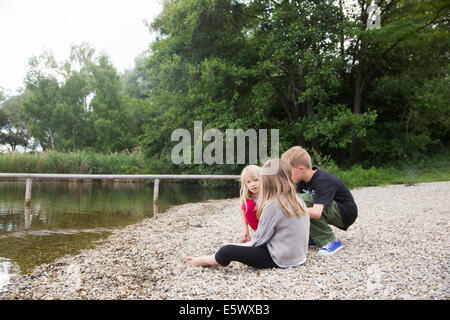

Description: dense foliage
[1,0,448,174]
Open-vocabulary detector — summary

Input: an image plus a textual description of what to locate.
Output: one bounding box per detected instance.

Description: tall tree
[90,54,141,152]
[347,0,449,115]
[21,44,143,153]
[22,51,62,151]
[0,93,31,151]
[346,0,450,161]
[141,0,377,164]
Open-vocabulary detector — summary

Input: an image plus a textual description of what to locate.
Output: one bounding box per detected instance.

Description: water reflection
[0,180,238,290]
[24,204,31,230]
[0,180,237,234]
[0,257,19,292]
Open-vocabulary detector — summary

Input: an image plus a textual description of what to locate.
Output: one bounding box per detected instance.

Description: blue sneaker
[318,239,343,256]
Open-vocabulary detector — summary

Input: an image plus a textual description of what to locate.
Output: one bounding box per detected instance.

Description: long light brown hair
[256,158,307,219]
[240,165,262,214]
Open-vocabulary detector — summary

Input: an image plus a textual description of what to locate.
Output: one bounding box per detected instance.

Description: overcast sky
[0,0,163,95]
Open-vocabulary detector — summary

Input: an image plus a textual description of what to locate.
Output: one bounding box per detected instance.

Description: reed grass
[0,150,448,189]
[0,151,146,174]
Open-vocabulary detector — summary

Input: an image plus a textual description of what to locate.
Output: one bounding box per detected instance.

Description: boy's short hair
[281,146,312,169]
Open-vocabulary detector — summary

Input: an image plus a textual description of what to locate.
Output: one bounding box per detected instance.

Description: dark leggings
[214,244,279,269]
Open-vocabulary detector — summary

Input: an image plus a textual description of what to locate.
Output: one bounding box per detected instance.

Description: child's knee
[214,245,234,266]
[299,193,314,206]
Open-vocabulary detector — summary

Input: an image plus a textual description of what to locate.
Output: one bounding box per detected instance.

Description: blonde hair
[240,165,262,214]
[256,158,307,219]
[281,146,312,169]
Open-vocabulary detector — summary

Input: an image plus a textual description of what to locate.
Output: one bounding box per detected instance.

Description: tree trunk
[49,129,55,150]
[353,0,370,115]
[353,40,367,114]
[279,93,293,123]
[339,0,345,61]
[306,100,314,117]
[290,74,300,120]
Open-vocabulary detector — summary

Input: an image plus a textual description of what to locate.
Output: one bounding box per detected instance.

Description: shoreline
[1,181,449,300]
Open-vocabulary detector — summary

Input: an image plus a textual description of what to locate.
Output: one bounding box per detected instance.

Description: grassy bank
[0,151,146,174]
[325,151,450,189]
[0,150,449,189]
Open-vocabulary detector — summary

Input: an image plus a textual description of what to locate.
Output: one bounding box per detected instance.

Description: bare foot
[185,256,202,267]
[185,255,219,267]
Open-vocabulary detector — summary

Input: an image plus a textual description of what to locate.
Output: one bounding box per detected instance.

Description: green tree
[89,55,139,152]
[140,0,256,170]
[140,0,378,169]
[22,54,62,151]
[120,53,154,100]
[22,48,92,151]
[21,44,143,153]
[346,0,449,162]
[0,93,31,151]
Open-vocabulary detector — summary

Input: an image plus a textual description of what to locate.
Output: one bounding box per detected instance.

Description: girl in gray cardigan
[186,159,310,269]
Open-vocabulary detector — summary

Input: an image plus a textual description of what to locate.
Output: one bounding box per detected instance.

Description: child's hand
[240,228,251,243]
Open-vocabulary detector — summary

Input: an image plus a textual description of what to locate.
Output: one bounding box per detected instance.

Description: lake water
[0,180,239,291]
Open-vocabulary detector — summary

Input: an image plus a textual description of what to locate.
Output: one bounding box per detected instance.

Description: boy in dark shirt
[281,146,358,256]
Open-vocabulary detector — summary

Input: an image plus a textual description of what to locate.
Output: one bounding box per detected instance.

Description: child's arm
[240,213,251,242]
[308,180,336,219]
[308,204,324,220]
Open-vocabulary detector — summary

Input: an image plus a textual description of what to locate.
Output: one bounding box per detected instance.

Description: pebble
[0,182,449,300]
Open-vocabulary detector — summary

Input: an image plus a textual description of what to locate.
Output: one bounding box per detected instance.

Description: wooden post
[153,179,160,203]
[24,178,32,229]
[153,179,160,219]
[24,204,31,230]
[25,178,32,204]
[153,203,159,220]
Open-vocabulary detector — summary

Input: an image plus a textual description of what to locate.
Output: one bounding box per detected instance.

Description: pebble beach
[1,181,449,300]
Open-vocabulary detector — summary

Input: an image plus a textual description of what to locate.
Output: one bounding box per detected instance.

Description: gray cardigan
[249,195,310,267]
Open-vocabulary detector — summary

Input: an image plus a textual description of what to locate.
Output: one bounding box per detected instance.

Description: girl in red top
[239,165,261,242]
